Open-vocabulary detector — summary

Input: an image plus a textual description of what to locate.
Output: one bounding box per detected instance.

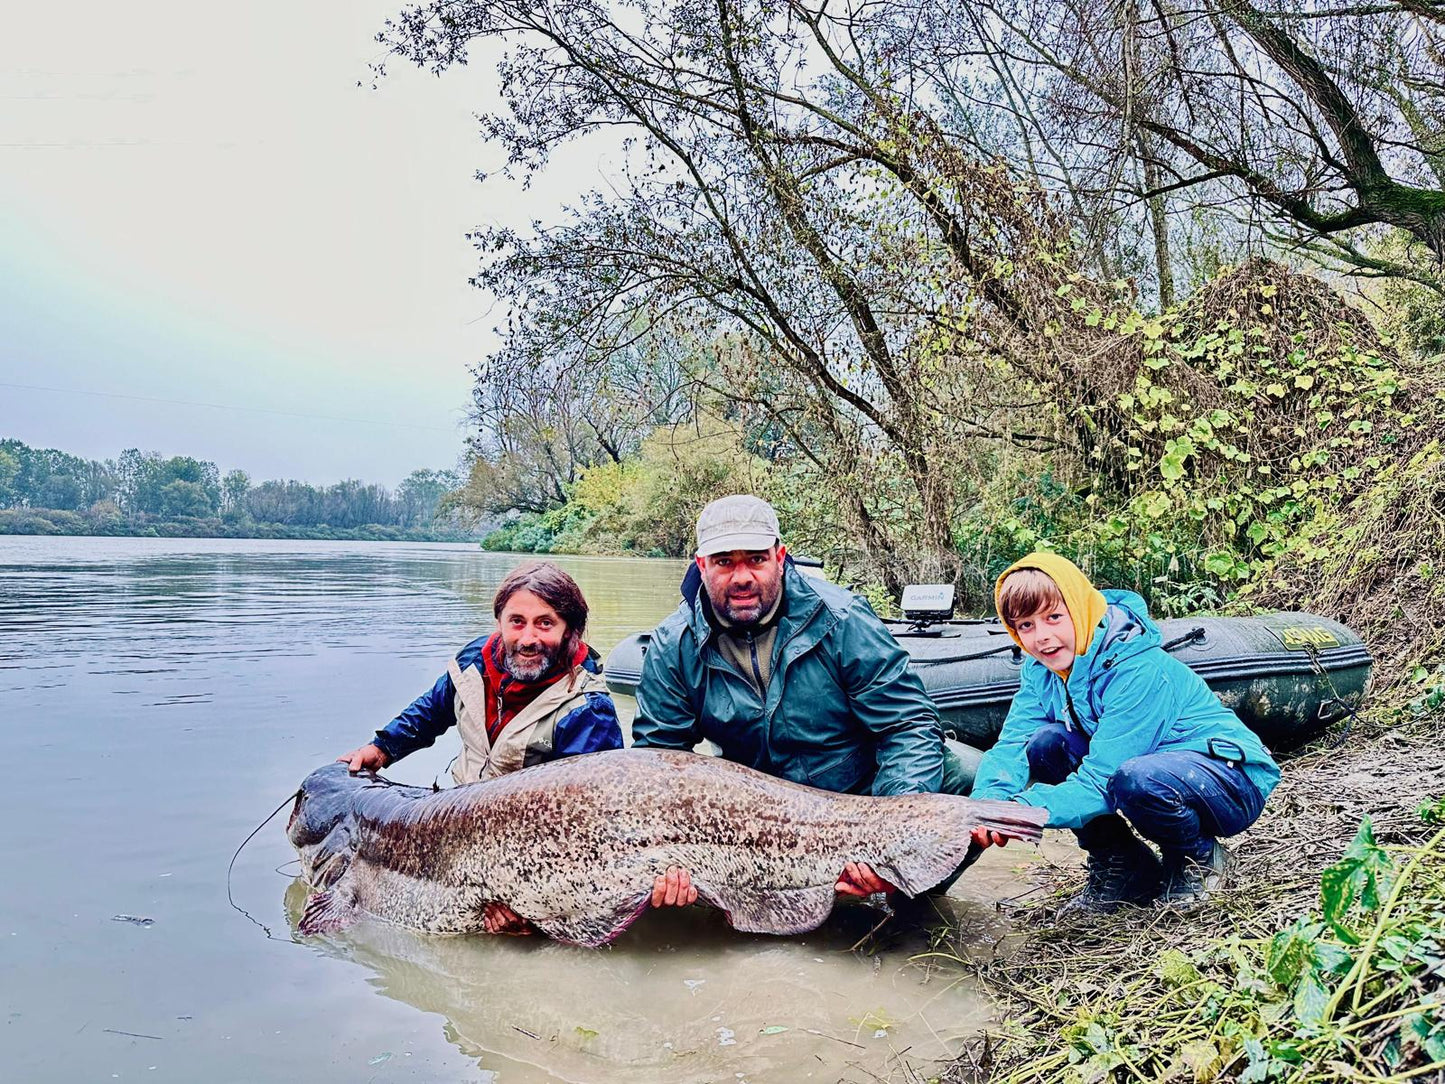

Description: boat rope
[914,625,1209,667]
[226,789,305,944]
[912,642,1021,666]
[1304,643,1361,749]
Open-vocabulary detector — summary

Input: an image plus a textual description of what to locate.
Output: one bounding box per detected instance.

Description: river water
[0,537,1034,1083]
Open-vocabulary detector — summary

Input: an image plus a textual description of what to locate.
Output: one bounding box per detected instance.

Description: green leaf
[1425,1030,1445,1063]
[1383,1034,1403,1070]
[1293,969,1329,1025]
[1271,1039,1305,1065]
[1417,797,1445,824]
[1139,492,1172,519]
[1314,942,1353,975]
[1240,1036,1271,1083]
[1156,949,1200,987]
[1320,818,1394,937]
[1265,918,1320,985]
[760,1025,789,1035]
[1084,1021,1110,1053]
[1204,552,1237,576]
[1380,933,1414,962]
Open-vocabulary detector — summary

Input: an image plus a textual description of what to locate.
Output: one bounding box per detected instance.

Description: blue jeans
[1025,723,1267,862]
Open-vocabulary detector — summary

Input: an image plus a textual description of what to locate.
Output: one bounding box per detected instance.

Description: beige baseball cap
[695,495,781,556]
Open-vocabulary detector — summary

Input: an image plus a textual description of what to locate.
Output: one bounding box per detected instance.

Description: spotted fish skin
[287,749,1047,946]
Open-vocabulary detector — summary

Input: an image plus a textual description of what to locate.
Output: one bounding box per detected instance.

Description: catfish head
[288,762,368,888]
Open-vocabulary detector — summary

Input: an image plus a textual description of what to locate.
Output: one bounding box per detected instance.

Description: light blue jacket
[971,590,1280,828]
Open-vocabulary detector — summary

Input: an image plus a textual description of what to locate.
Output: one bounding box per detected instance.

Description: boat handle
[1162,626,1207,653]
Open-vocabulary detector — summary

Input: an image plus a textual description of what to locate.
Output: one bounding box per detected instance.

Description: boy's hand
[970,826,1011,849]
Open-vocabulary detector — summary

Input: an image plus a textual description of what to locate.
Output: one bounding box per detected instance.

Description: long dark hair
[492,561,589,656]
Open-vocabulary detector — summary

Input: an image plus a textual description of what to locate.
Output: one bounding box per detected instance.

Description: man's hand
[835,861,896,897]
[337,743,390,773]
[970,826,1011,849]
[482,902,534,936]
[651,866,698,908]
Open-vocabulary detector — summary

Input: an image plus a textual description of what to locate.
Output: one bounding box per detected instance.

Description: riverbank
[0,507,482,543]
[943,694,1445,1083]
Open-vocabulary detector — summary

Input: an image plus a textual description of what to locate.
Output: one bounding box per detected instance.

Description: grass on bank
[930,692,1445,1084]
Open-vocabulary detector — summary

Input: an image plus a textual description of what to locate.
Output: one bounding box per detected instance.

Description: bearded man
[338,561,622,784]
[633,495,966,906]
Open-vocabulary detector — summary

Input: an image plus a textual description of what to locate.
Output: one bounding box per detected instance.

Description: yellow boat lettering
[1279,626,1341,649]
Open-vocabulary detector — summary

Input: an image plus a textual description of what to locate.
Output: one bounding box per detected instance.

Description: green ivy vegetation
[1105,306,1405,584]
[987,813,1445,1084]
[940,261,1441,628]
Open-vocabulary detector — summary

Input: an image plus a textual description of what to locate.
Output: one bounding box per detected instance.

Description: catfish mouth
[285,793,305,840]
[288,762,365,849]
[304,843,352,889]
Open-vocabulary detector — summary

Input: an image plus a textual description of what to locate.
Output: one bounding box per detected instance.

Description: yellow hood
[994,552,1108,660]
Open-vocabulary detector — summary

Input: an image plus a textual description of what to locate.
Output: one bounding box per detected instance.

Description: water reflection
[284,881,994,1084]
[0,538,688,675]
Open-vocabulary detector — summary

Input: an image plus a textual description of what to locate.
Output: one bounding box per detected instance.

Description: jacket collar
[1055,589,1161,692]
[680,557,824,659]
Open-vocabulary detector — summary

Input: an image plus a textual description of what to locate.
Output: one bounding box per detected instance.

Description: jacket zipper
[487,676,510,777]
[1062,685,1083,733]
[747,631,765,692]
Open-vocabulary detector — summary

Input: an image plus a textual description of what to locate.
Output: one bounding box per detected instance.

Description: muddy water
[0,537,1046,1083]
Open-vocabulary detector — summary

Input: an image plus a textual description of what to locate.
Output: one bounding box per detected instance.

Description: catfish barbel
[287,749,1047,947]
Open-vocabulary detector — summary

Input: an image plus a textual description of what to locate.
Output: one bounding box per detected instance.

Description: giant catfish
[287,749,1047,947]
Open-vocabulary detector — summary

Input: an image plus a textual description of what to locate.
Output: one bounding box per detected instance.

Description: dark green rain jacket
[632,561,945,796]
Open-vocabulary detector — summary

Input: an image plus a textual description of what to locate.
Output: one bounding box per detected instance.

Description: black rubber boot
[1058,816,1165,918]
[1158,840,1236,911]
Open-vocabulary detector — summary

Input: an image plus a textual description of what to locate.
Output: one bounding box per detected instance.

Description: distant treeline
[0,438,478,542]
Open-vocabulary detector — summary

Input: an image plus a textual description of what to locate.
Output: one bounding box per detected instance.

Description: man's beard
[504,642,564,681]
[715,581,781,627]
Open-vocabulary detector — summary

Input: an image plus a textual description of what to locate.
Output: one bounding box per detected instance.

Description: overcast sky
[0,0,597,487]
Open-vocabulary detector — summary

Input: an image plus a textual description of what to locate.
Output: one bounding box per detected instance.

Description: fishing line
[226,789,304,944]
[435,756,457,792]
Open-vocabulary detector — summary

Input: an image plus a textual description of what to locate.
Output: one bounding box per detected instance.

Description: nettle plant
[1083,261,1412,591]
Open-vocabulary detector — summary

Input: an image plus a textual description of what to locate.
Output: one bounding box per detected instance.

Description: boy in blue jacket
[969,552,1280,914]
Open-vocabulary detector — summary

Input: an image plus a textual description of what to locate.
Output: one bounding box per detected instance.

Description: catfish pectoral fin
[877,832,981,898]
[298,882,363,936]
[697,882,837,935]
[529,891,652,949]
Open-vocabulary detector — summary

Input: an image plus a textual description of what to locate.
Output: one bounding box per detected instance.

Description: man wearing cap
[634,494,967,906]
